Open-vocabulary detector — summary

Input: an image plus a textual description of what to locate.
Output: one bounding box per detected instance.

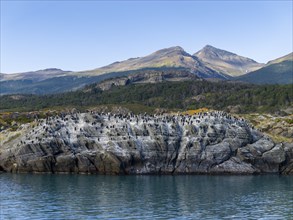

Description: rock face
[95,69,199,91]
[0,112,292,174]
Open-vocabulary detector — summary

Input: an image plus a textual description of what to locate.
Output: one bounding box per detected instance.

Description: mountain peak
[148,46,194,61]
[202,44,217,50]
[165,46,185,51]
[197,45,237,57]
[194,45,264,77]
[153,46,186,55]
[88,45,225,79]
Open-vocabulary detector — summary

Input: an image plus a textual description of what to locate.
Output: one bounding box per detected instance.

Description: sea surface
[0,174,292,219]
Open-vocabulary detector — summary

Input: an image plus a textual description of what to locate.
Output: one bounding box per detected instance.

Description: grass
[241,113,293,143]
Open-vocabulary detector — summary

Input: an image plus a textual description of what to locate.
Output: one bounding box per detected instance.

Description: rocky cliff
[0,112,292,174]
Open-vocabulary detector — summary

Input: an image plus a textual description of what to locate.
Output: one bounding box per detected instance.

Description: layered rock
[0,112,292,174]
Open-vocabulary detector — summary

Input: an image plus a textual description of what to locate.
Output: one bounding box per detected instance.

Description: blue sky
[1,0,292,73]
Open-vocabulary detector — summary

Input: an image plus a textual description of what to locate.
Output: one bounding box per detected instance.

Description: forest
[1,80,292,114]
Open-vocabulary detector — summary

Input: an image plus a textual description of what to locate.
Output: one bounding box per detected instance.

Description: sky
[1,0,292,73]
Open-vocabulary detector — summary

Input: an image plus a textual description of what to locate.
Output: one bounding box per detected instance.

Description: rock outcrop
[93,69,199,91]
[0,112,292,174]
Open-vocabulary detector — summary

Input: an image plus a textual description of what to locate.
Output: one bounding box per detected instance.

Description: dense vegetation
[1,80,292,114]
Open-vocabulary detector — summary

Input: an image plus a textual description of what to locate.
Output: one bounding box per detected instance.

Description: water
[0,174,292,219]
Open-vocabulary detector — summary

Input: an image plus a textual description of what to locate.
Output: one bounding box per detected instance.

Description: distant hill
[194,45,264,77]
[0,68,197,95]
[266,52,293,65]
[237,53,293,84]
[0,68,70,82]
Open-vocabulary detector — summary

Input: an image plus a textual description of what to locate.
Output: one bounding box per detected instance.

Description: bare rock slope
[0,112,292,174]
[194,45,264,77]
[80,46,228,79]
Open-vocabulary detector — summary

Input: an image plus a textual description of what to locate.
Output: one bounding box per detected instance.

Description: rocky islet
[0,111,292,175]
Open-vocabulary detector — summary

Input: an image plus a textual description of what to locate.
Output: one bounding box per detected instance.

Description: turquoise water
[0,174,292,219]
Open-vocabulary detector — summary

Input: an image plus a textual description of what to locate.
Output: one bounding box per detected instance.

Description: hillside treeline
[1,80,292,114]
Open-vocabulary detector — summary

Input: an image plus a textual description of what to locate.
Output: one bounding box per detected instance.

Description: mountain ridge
[77,45,227,79]
[1,46,291,95]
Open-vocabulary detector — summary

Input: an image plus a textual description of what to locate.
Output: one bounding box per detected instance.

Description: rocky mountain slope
[237,53,293,84]
[194,45,264,77]
[1,111,292,174]
[80,46,228,79]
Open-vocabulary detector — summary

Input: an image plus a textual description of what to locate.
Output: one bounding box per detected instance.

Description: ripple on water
[0,174,292,219]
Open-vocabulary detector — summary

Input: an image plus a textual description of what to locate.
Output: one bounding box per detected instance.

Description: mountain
[0,68,70,82]
[1,46,291,95]
[237,53,293,84]
[0,47,228,95]
[78,46,228,79]
[0,68,83,95]
[194,45,264,77]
